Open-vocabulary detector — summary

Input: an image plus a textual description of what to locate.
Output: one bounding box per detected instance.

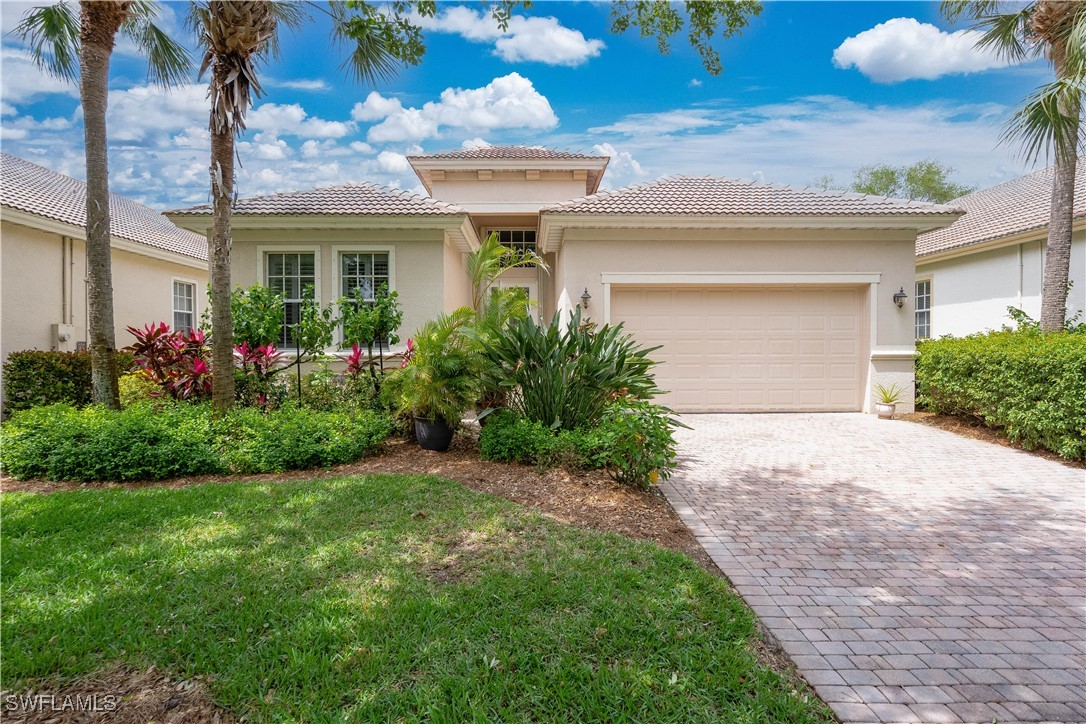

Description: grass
[2,475,831,722]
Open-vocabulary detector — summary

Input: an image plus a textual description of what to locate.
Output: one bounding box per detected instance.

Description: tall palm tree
[944,1,1086,330]
[190,0,423,411]
[16,1,190,408]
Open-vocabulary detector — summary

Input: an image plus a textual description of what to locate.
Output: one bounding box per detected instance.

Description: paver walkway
[661,414,1085,723]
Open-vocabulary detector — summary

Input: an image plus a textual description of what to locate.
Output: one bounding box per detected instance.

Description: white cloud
[106,83,208,142]
[688,79,703,88]
[592,142,647,188]
[0,46,79,104]
[248,103,353,139]
[589,110,721,136]
[267,78,331,92]
[362,73,558,143]
[377,150,411,174]
[833,18,1015,83]
[349,141,374,154]
[413,7,604,66]
[462,137,490,149]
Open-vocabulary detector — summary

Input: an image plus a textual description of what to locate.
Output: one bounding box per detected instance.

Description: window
[266,252,316,346]
[915,279,931,340]
[172,280,195,333]
[492,229,537,263]
[340,252,390,301]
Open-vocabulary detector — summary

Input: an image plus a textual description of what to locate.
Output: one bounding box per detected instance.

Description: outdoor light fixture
[581,288,592,309]
[893,287,908,309]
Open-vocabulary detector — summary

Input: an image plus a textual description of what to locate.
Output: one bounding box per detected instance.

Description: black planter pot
[414,416,454,452]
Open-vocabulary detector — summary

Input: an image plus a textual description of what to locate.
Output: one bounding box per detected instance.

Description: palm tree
[16,1,190,408]
[191,0,420,411]
[943,1,1086,330]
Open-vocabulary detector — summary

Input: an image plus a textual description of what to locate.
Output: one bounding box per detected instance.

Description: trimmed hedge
[916,330,1086,460]
[2,350,134,413]
[0,403,392,481]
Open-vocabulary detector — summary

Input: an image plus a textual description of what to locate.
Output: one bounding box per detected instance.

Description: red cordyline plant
[125,323,212,401]
[342,343,367,382]
[234,341,284,411]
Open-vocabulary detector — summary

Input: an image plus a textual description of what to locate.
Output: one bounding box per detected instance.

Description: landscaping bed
[899,411,1086,469]
[1,472,832,722]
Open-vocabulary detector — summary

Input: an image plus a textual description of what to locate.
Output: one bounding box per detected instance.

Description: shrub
[0,404,392,481]
[118,373,161,408]
[484,308,662,430]
[0,403,222,481]
[2,350,133,413]
[917,330,1086,460]
[219,406,392,473]
[582,398,682,489]
[479,410,560,464]
[124,323,212,401]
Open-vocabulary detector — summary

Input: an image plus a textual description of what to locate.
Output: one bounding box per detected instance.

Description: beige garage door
[612,285,867,412]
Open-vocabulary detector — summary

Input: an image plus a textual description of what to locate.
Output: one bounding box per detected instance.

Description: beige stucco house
[915,162,1085,339]
[168,146,961,413]
[1,153,209,376]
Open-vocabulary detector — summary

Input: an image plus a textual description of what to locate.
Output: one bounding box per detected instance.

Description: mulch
[899,411,1085,469]
[0,427,805,717]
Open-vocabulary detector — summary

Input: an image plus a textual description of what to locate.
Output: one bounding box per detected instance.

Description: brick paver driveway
[661,414,1085,723]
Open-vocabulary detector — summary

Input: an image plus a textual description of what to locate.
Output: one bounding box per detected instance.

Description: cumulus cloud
[248,103,353,138]
[833,18,1015,83]
[688,79,703,88]
[0,46,79,104]
[589,110,721,136]
[267,78,332,92]
[413,7,604,66]
[462,137,491,149]
[591,142,647,188]
[360,73,558,143]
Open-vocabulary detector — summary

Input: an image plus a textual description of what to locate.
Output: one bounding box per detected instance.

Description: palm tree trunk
[1040,40,1079,331]
[209,60,236,412]
[79,1,127,409]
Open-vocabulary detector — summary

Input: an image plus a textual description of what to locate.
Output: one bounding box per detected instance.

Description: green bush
[220,406,392,473]
[484,308,662,430]
[0,403,221,481]
[0,404,392,481]
[2,350,133,413]
[118,373,161,408]
[917,330,1086,460]
[479,410,561,464]
[581,398,682,488]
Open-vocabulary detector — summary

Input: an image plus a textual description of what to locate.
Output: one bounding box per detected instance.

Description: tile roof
[1,152,207,261]
[408,145,608,162]
[542,175,961,217]
[916,161,1086,257]
[169,182,465,216]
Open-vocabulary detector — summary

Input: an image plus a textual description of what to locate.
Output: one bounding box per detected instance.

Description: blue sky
[0,1,1051,210]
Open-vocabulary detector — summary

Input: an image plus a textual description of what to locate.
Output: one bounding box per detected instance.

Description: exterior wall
[443,239,473,311]
[551,227,919,412]
[430,171,588,213]
[917,230,1086,337]
[1,219,208,394]
[229,227,447,348]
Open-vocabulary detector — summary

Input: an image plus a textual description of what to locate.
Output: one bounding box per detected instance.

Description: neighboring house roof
[167,182,466,216]
[916,160,1086,258]
[542,175,962,216]
[408,145,608,161]
[1,152,208,262]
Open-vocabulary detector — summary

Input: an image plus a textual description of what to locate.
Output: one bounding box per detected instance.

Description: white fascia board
[408,158,609,173]
[538,212,961,252]
[2,206,208,270]
[168,213,471,231]
[600,272,882,285]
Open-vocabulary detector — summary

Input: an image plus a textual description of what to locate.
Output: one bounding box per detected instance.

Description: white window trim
[914,277,933,340]
[170,276,199,332]
[332,244,398,352]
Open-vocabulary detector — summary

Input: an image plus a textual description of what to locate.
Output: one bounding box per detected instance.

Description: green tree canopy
[813,160,975,203]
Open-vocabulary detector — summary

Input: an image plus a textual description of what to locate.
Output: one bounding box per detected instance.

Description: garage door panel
[612,285,866,412]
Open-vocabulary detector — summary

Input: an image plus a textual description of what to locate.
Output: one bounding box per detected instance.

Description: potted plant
[873,383,904,420]
[392,310,482,451]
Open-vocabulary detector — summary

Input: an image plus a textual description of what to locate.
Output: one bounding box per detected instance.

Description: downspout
[1017,243,1024,310]
[61,236,70,325]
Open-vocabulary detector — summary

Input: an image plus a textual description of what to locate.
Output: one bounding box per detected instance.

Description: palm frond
[11,2,80,83]
[327,1,402,85]
[122,2,193,87]
[975,7,1042,63]
[940,0,1012,24]
[1001,77,1084,164]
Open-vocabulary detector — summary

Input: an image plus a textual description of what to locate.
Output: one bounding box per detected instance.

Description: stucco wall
[1,219,208,392]
[431,171,588,213]
[550,227,919,412]
[443,240,473,312]
[917,230,1086,337]
[229,227,447,347]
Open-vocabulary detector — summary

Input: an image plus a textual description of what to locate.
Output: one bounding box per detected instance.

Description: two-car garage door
[612,285,867,412]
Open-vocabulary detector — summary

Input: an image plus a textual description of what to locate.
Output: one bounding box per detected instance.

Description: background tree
[943,1,1085,330]
[813,160,975,202]
[194,0,762,411]
[16,1,190,409]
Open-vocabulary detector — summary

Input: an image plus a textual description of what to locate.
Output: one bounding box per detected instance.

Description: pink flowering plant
[124,323,212,401]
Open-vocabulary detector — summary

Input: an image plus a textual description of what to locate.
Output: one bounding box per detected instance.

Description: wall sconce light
[893,287,908,309]
[580,287,592,309]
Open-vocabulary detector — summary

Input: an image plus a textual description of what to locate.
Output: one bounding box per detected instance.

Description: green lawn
[2,475,830,722]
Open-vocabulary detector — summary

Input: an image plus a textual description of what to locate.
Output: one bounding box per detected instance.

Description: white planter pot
[875,402,896,420]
